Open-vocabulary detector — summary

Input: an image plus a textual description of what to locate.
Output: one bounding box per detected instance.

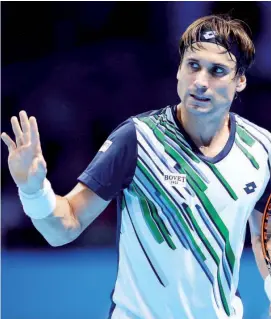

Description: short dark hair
[179,14,255,76]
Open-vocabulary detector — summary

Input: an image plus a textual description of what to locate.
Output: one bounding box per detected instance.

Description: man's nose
[194,70,209,94]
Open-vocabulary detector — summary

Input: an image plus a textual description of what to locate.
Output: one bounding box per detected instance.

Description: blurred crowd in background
[2,1,271,249]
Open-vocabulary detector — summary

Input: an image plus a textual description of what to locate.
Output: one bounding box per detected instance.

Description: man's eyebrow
[186,58,231,69]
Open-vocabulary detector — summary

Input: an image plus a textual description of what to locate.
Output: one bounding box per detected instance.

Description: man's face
[177,42,246,116]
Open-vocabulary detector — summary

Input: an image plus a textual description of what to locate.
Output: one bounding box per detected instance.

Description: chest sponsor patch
[164,173,187,186]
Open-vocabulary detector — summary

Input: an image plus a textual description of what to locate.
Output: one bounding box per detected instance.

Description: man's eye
[212,66,225,75]
[188,62,200,70]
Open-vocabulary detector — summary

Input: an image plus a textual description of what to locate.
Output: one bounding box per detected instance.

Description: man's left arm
[249,209,269,279]
[249,208,271,315]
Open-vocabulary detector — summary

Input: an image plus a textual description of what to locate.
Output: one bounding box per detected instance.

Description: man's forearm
[251,236,269,279]
[31,195,81,247]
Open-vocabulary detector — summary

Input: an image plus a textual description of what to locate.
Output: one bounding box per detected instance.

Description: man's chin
[185,103,214,115]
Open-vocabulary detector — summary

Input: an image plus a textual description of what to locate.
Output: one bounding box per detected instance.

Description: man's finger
[29,117,42,153]
[11,116,24,146]
[19,110,30,144]
[1,133,16,152]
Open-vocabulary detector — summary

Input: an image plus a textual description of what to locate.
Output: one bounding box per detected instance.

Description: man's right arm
[31,182,111,247]
[2,110,137,247]
[1,111,111,247]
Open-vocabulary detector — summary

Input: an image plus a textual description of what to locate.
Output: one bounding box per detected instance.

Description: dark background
[2,1,271,250]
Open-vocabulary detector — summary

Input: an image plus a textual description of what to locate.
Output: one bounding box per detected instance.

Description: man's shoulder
[131,105,171,121]
[233,112,271,146]
[112,106,170,140]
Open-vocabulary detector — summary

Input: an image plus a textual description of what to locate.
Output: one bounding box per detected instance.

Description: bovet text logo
[164,173,186,186]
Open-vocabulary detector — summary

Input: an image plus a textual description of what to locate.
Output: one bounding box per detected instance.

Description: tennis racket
[261,194,271,274]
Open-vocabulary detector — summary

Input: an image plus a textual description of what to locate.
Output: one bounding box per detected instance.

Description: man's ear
[236,74,247,92]
[177,62,183,80]
[177,68,181,80]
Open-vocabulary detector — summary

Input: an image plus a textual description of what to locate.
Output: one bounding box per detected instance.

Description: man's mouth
[190,94,210,102]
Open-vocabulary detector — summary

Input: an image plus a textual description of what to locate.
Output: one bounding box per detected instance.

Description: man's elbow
[44,230,80,247]
[47,238,71,247]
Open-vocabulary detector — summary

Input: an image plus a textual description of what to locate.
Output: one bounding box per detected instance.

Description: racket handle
[264,275,271,301]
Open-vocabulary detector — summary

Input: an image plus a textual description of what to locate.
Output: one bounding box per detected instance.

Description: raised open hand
[1,111,47,194]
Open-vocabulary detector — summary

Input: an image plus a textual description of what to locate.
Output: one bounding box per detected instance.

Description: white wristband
[264,275,271,301]
[18,179,56,219]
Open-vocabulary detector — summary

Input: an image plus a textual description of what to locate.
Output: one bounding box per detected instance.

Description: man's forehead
[184,42,237,64]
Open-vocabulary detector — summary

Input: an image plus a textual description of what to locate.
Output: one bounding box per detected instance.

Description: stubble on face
[177,42,239,117]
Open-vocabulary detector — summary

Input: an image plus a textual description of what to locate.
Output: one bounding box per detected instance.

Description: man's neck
[176,103,230,155]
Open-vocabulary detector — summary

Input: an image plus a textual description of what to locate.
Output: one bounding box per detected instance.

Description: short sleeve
[254,179,271,212]
[254,127,271,212]
[77,118,137,200]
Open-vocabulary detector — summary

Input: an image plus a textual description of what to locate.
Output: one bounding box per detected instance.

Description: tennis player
[2,14,271,319]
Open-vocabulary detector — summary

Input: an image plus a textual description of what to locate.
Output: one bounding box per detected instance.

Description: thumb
[37,157,47,172]
[30,156,47,176]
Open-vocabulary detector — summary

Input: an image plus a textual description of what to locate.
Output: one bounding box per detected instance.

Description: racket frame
[261,194,271,274]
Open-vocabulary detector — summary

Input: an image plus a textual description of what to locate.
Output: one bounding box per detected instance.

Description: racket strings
[264,220,271,261]
[262,196,271,263]
[264,229,271,262]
